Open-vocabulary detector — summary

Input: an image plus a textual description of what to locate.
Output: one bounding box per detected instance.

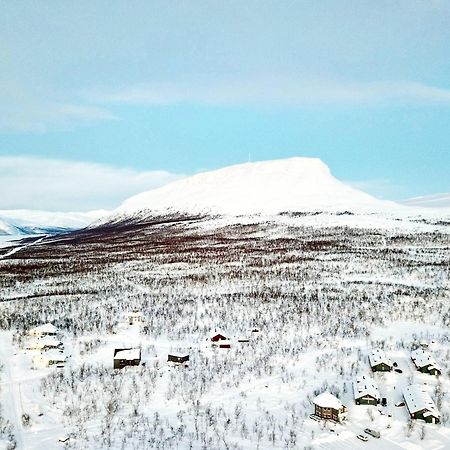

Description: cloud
[347,178,405,200]
[89,78,450,107]
[0,101,118,133]
[0,156,184,211]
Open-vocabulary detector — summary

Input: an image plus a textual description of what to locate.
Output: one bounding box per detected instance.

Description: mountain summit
[108,157,394,220]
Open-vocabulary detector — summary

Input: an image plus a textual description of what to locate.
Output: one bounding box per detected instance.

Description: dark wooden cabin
[113,348,141,370]
[167,354,190,365]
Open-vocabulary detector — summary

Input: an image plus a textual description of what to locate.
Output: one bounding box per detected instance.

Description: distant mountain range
[0,209,107,236]
[400,193,450,208]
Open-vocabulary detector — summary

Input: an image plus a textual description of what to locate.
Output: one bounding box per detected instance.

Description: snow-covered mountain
[400,193,450,208]
[0,209,108,236]
[104,157,400,223]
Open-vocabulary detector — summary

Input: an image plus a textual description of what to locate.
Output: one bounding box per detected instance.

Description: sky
[1,0,449,211]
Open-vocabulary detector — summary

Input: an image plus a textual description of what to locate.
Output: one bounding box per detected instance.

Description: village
[1,307,448,449]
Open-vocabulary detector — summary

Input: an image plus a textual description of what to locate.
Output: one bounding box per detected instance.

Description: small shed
[167,354,189,365]
[369,349,392,372]
[403,384,440,424]
[219,340,231,348]
[353,375,380,406]
[113,348,141,369]
[313,392,347,422]
[411,349,441,376]
[28,323,58,338]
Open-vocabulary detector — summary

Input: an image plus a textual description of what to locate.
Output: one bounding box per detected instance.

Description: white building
[28,323,58,338]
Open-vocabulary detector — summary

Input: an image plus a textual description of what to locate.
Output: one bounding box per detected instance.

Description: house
[211,333,228,342]
[210,332,231,348]
[353,375,380,406]
[113,348,141,369]
[26,337,63,352]
[167,354,189,365]
[312,392,347,422]
[403,385,440,424]
[28,323,58,338]
[369,349,393,372]
[411,349,441,375]
[32,351,66,369]
[126,311,145,326]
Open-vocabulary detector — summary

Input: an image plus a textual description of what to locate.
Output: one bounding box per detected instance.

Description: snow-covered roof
[353,375,380,400]
[403,385,440,417]
[114,348,141,360]
[368,348,392,368]
[313,392,344,410]
[29,323,57,334]
[411,349,440,371]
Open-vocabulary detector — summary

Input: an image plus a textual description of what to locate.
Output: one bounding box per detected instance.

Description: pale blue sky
[1,1,449,210]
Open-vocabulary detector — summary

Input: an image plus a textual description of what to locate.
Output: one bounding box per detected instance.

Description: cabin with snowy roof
[403,385,440,424]
[312,392,347,422]
[210,332,231,348]
[167,354,189,366]
[353,375,380,406]
[411,349,441,376]
[113,348,141,369]
[369,349,392,372]
[28,323,58,338]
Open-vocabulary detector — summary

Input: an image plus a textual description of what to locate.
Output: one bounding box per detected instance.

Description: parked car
[364,428,381,438]
[395,401,405,407]
[395,368,403,373]
[357,434,368,442]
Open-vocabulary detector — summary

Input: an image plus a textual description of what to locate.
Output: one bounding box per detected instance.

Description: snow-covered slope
[106,158,399,221]
[0,209,108,236]
[401,193,450,208]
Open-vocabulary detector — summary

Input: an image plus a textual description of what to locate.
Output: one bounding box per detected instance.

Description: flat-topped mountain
[104,157,396,223]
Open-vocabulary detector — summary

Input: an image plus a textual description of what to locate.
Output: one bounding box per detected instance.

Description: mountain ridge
[103,157,398,223]
[0,209,107,236]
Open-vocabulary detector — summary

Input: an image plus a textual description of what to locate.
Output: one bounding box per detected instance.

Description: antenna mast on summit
[248,152,252,163]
